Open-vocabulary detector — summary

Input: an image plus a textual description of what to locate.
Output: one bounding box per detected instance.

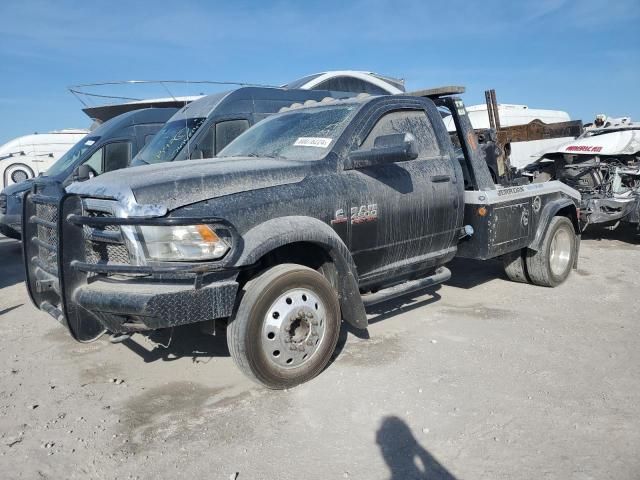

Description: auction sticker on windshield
[294,137,332,148]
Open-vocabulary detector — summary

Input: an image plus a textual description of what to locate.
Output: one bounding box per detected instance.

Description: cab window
[197,124,215,159]
[104,142,131,171]
[360,110,440,158]
[215,119,250,154]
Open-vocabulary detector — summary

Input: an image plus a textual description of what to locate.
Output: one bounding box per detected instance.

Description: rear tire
[526,216,576,287]
[502,249,529,283]
[227,263,341,389]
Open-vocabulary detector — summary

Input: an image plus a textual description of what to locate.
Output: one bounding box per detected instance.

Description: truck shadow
[443,257,505,289]
[332,259,504,362]
[120,258,504,366]
[121,324,230,363]
[581,223,640,244]
[0,238,25,289]
[376,416,458,480]
[122,259,506,364]
[0,304,24,316]
[366,286,443,327]
[331,287,443,363]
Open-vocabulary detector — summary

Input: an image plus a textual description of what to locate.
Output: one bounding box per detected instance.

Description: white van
[0,129,89,188]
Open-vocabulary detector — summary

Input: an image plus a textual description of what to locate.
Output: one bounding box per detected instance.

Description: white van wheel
[3,163,34,187]
[11,169,29,183]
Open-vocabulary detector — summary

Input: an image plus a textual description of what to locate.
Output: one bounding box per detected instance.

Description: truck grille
[85,242,131,265]
[0,193,6,214]
[35,202,58,272]
[82,201,131,265]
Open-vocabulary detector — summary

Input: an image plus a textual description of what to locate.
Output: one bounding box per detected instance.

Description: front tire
[227,263,341,389]
[526,216,576,287]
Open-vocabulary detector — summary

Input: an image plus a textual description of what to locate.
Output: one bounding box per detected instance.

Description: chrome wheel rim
[261,288,327,369]
[549,227,572,277]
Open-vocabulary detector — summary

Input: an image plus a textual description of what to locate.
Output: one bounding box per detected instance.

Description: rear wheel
[526,216,576,287]
[502,249,529,283]
[227,263,341,389]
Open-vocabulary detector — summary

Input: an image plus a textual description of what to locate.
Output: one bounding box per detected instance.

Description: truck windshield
[44,137,99,177]
[133,117,206,165]
[218,105,358,161]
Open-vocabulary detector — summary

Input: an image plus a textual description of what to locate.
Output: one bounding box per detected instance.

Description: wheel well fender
[236,216,368,329]
[3,163,34,188]
[529,199,579,252]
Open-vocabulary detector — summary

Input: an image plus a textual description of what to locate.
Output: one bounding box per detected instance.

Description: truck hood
[66,157,311,212]
[544,129,640,157]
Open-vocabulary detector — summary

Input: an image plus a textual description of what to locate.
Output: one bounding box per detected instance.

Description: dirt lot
[0,228,639,480]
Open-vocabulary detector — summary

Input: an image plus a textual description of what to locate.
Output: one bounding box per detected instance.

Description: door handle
[431,175,451,183]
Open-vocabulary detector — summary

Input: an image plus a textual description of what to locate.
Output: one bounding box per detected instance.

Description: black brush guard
[23,181,238,342]
[23,181,104,342]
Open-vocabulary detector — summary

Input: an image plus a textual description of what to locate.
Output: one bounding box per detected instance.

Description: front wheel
[526,216,577,287]
[227,263,341,389]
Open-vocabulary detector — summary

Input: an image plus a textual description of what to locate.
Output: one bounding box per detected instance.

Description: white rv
[0,129,89,188]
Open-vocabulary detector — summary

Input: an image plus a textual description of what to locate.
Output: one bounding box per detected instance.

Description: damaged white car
[523,116,640,229]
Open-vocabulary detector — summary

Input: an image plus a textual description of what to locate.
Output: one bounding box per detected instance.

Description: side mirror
[348,133,419,169]
[73,164,95,182]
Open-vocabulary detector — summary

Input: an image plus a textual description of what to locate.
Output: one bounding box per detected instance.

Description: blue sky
[0,0,638,144]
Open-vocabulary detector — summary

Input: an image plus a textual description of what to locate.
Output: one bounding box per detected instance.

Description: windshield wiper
[220,153,284,159]
[246,153,283,159]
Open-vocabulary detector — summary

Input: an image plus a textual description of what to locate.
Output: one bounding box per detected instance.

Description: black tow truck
[23,87,581,388]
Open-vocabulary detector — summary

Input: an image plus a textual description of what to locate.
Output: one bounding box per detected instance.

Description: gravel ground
[0,228,639,480]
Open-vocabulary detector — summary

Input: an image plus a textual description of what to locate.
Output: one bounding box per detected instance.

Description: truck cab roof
[87,107,178,139]
[170,87,357,122]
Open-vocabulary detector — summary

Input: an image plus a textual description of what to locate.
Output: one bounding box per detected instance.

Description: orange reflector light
[196,224,220,243]
[477,207,488,217]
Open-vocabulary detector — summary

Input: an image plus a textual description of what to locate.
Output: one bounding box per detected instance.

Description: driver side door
[344,107,461,285]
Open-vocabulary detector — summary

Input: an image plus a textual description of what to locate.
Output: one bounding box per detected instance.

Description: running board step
[361,267,451,307]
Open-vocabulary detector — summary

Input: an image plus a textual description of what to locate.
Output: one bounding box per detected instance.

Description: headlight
[137,224,230,261]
